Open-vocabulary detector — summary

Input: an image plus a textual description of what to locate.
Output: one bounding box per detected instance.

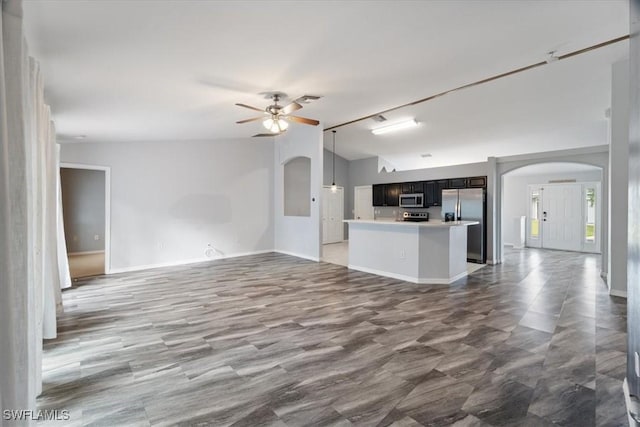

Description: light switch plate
[635,352,640,377]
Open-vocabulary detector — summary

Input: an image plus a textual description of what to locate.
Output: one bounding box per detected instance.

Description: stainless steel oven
[399,193,424,208]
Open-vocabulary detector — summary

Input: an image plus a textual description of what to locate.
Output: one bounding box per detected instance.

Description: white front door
[354,185,374,220]
[540,184,583,251]
[322,186,344,244]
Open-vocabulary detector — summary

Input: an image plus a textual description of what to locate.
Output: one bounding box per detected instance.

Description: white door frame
[60,163,112,274]
[526,185,543,248]
[581,181,601,253]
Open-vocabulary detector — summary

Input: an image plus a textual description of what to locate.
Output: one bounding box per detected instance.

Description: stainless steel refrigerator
[441,188,486,263]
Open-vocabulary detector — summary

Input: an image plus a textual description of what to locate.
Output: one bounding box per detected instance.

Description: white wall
[502,170,602,246]
[61,139,274,272]
[274,125,323,261]
[609,59,630,297]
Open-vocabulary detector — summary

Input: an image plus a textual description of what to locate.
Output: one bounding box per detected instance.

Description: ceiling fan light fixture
[371,119,419,135]
[263,117,288,133]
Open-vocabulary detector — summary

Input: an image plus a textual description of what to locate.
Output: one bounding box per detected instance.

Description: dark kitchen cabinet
[401,181,424,194]
[448,178,467,189]
[467,176,487,188]
[372,184,385,206]
[424,181,436,206]
[373,183,400,206]
[375,176,485,207]
[385,183,400,206]
[433,180,449,206]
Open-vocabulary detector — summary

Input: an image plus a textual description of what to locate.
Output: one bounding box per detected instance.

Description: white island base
[345,220,479,284]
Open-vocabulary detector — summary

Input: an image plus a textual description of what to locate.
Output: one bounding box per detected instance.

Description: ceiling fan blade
[287,116,320,126]
[293,94,322,104]
[235,103,265,113]
[252,132,284,137]
[236,116,264,124]
[280,101,302,115]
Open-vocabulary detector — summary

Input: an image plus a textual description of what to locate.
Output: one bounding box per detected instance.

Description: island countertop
[344,218,477,284]
[344,219,479,228]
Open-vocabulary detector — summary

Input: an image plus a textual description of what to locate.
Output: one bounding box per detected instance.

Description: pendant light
[331,130,337,193]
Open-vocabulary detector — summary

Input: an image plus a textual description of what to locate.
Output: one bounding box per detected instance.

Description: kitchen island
[344,219,479,284]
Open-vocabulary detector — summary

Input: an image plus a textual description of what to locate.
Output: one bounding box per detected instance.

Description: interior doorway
[322,185,344,244]
[60,163,111,278]
[354,185,374,220]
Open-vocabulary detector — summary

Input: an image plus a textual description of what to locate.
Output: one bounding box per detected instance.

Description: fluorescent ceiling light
[371,119,418,135]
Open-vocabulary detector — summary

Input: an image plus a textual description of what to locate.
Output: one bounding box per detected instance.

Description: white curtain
[1,0,70,421]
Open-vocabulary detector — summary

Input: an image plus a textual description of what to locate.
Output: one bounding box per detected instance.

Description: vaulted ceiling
[23,1,628,168]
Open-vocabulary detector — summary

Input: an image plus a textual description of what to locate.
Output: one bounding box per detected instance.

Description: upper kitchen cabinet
[448,178,467,189]
[424,181,436,206]
[372,184,385,206]
[467,176,487,188]
[372,183,401,206]
[385,183,400,206]
[432,180,449,206]
[401,181,424,194]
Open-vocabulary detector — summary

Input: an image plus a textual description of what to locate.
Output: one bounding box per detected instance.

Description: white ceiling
[23,1,628,168]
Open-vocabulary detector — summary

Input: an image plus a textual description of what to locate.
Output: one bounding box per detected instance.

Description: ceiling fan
[235,93,320,137]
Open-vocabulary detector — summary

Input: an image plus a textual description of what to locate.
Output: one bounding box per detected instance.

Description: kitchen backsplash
[374,206,442,221]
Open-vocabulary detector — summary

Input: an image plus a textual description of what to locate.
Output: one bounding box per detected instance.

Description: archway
[499,161,604,265]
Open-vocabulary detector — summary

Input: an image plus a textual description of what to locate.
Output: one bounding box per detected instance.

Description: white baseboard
[347,264,467,284]
[610,288,628,298]
[108,250,274,274]
[623,378,640,426]
[486,259,501,265]
[68,250,105,256]
[274,250,320,262]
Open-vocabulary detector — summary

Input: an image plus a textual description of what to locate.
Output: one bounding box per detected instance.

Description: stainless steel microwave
[399,193,424,208]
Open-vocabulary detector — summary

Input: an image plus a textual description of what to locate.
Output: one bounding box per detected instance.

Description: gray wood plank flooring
[38,248,627,426]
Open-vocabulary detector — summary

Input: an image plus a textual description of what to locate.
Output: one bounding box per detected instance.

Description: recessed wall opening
[60,163,111,278]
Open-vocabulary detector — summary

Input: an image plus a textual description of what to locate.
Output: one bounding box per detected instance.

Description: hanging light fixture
[331,130,337,193]
[263,116,288,133]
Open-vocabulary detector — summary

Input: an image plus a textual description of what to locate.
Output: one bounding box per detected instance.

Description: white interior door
[354,185,374,220]
[541,184,582,251]
[322,186,344,244]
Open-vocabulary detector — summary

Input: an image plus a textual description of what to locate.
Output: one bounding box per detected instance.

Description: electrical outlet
[635,352,640,377]
[73,235,78,241]
[399,249,406,259]
[94,234,100,241]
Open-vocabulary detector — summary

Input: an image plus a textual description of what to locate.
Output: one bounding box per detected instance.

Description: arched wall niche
[283,156,311,217]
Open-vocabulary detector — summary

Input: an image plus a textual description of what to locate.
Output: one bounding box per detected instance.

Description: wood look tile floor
[38,248,627,426]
